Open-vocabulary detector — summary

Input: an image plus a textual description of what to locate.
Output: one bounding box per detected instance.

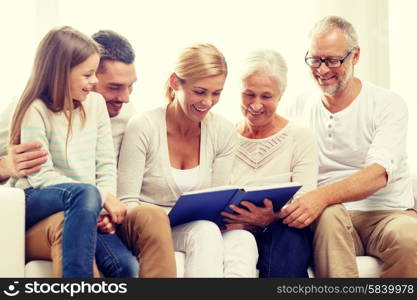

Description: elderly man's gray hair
[309,15,359,50]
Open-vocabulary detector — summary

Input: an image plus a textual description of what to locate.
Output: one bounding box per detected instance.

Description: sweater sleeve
[95,99,117,203]
[21,104,77,188]
[117,114,149,210]
[211,116,238,187]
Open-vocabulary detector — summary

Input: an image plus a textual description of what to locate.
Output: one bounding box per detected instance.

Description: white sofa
[0,187,25,277]
[1,176,417,278]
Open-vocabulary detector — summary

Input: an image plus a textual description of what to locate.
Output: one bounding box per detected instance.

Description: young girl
[117,43,259,277]
[9,26,126,277]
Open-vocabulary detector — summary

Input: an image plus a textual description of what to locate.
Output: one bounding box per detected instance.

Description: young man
[0,30,176,277]
[281,16,417,277]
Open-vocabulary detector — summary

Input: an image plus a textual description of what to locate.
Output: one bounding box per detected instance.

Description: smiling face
[94,60,137,117]
[308,28,358,96]
[172,74,226,122]
[69,53,100,101]
[241,70,281,127]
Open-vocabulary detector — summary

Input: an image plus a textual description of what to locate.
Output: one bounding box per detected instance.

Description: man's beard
[320,66,353,96]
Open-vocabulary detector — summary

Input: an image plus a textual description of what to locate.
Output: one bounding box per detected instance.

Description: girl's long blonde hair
[9,26,100,146]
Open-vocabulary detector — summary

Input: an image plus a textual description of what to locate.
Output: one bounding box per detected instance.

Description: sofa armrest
[412,174,417,210]
[0,187,25,277]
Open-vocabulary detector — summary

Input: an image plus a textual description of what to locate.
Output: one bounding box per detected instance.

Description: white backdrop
[389,0,417,174]
[0,0,415,170]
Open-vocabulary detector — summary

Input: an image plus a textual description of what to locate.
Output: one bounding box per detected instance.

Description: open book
[168,175,301,227]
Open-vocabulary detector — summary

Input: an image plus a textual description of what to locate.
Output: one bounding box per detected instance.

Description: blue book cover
[168,182,302,227]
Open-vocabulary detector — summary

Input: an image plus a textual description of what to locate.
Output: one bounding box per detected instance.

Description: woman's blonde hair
[9,26,100,146]
[165,43,227,102]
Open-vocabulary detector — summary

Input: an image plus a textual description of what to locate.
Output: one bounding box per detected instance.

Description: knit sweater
[231,122,318,198]
[117,106,237,211]
[1,99,134,167]
[13,92,116,203]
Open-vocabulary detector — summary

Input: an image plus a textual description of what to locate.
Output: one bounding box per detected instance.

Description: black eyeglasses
[304,49,354,68]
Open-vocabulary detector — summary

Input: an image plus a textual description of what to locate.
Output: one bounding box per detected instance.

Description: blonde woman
[117,43,258,277]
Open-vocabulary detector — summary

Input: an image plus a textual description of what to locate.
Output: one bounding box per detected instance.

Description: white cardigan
[117,106,237,211]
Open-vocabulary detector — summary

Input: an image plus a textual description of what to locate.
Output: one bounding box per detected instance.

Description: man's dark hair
[92,30,135,69]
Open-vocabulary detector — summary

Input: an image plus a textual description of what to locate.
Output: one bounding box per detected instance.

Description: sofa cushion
[25,260,53,278]
[25,254,382,278]
[25,252,188,278]
[356,256,382,277]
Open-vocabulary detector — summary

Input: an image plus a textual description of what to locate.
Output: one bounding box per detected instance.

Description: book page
[181,185,240,195]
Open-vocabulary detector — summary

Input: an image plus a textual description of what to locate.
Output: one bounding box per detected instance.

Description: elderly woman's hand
[220,199,278,228]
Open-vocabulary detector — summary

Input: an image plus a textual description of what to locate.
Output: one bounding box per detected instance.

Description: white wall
[1,0,414,170]
[389,0,417,172]
[1,0,388,119]
[54,0,318,124]
[0,1,37,105]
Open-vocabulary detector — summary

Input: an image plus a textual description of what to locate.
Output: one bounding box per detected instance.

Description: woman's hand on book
[220,199,278,228]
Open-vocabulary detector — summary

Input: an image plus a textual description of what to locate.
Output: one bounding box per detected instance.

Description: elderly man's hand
[220,199,278,228]
[277,190,328,228]
[1,141,47,179]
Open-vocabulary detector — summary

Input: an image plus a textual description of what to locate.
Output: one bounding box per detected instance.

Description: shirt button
[328,134,332,138]
[328,124,332,128]
[329,115,333,119]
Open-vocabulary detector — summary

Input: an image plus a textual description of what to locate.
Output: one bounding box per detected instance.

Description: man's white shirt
[281,81,414,211]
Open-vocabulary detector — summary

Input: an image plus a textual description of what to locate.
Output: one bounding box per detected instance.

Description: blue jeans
[255,220,312,277]
[96,232,139,277]
[25,183,102,278]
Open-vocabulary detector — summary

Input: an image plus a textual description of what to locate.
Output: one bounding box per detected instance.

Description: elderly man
[0,30,176,277]
[281,15,417,277]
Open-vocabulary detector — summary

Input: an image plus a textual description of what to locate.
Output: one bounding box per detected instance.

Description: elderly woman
[221,50,318,277]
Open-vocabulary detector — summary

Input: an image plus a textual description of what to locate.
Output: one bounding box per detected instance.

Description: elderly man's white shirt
[282,81,414,211]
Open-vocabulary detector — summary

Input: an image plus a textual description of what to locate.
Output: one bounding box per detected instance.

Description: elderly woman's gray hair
[240,49,288,94]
